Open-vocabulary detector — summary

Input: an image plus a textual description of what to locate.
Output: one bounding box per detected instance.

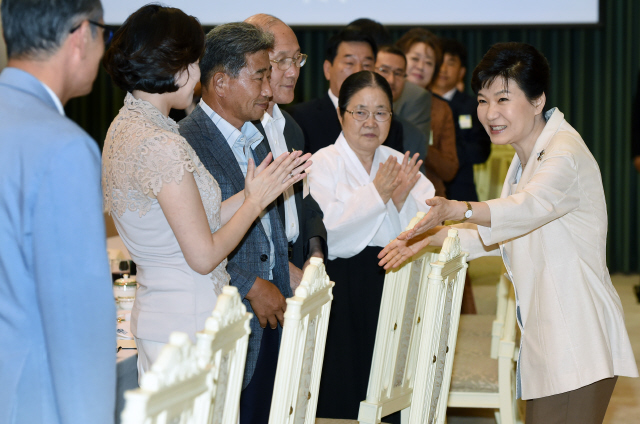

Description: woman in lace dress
[102,5,310,377]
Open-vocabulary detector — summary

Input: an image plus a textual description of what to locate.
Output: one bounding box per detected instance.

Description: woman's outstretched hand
[377,225,449,270]
[403,196,463,239]
[245,151,312,211]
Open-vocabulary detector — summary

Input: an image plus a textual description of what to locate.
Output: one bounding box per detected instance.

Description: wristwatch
[460,201,473,222]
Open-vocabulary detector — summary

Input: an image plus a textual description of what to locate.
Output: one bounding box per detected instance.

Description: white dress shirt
[199,99,276,278]
[308,133,435,260]
[327,88,339,111]
[39,80,65,115]
[441,87,457,101]
[261,104,299,243]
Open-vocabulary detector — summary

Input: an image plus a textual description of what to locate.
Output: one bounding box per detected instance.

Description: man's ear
[66,20,91,60]
[213,71,227,97]
[323,60,332,81]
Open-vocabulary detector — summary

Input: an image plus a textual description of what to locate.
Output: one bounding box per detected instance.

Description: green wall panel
[65,0,640,272]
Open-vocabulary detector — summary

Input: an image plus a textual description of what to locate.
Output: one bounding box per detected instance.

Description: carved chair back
[268,258,335,424]
[357,213,441,424]
[408,228,468,424]
[120,285,252,424]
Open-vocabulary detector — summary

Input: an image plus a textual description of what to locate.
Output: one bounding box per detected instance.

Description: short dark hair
[395,28,442,84]
[200,22,274,88]
[346,18,392,47]
[440,38,468,68]
[103,5,204,94]
[471,42,550,104]
[338,70,393,118]
[324,28,377,64]
[377,45,407,68]
[1,0,103,59]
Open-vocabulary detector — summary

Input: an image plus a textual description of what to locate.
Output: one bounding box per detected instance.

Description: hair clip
[537,150,545,161]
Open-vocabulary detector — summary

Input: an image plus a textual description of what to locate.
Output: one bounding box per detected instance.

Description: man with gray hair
[179,22,289,424]
[245,13,327,291]
[0,1,116,423]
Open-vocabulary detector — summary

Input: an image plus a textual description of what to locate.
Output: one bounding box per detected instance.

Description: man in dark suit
[288,28,403,154]
[245,14,327,286]
[179,23,289,424]
[433,38,491,201]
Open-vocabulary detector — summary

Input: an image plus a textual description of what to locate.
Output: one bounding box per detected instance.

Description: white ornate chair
[405,228,469,424]
[447,272,522,424]
[120,285,252,424]
[356,218,468,424]
[269,257,334,424]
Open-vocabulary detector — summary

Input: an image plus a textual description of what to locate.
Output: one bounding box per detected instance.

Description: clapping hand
[391,152,423,211]
[245,151,312,211]
[373,156,401,204]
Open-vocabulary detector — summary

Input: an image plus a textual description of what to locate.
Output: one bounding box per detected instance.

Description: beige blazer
[456,108,638,400]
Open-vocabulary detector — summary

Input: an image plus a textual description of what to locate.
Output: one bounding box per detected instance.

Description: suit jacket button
[260,254,268,262]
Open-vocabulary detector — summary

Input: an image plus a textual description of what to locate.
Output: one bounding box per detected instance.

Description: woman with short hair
[396,28,458,198]
[102,4,309,378]
[379,42,638,424]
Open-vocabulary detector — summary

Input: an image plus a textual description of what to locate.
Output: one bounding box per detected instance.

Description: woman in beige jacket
[379,42,638,424]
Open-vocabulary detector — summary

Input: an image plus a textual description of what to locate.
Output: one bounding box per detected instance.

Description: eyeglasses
[344,109,392,122]
[69,20,114,45]
[376,66,406,79]
[270,53,308,71]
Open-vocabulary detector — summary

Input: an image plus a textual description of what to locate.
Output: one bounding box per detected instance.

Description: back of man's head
[324,28,377,64]
[200,22,274,89]
[244,13,285,31]
[1,0,103,60]
[346,18,391,48]
[440,38,468,68]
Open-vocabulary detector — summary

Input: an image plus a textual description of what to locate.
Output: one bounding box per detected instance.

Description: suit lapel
[190,106,246,193]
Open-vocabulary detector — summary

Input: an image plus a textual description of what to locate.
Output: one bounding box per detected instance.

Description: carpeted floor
[315,257,640,424]
[446,257,640,424]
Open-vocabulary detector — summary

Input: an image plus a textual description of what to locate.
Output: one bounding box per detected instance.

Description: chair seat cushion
[449,315,499,393]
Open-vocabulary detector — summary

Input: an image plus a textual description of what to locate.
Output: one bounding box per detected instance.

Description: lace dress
[102,93,230,344]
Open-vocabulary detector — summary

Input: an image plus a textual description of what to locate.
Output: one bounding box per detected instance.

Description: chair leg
[400,406,410,424]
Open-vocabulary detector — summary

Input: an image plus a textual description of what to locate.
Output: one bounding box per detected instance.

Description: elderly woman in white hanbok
[101,5,309,379]
[307,71,435,422]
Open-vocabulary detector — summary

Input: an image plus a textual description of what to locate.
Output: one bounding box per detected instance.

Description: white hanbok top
[308,133,435,260]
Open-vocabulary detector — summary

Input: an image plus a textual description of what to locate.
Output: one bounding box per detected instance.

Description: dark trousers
[239,326,280,424]
[526,376,618,424]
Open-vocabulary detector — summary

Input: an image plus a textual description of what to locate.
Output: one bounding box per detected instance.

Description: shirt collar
[261,104,286,134]
[442,87,457,101]
[328,88,339,111]
[199,98,263,151]
[40,81,65,115]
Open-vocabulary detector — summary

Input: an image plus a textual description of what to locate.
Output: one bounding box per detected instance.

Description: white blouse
[308,133,435,260]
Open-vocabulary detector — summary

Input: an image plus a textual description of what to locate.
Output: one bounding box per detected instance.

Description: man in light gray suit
[179,23,290,424]
[0,1,116,423]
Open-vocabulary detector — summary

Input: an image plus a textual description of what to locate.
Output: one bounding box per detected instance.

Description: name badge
[459,114,472,129]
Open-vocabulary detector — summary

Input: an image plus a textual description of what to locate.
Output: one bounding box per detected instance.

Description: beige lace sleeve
[103,105,195,217]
